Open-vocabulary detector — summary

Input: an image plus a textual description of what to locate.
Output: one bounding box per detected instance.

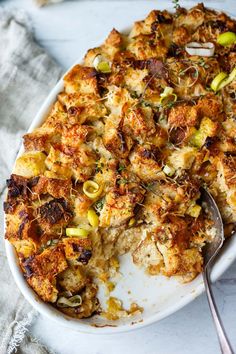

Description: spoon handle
[203,267,234,354]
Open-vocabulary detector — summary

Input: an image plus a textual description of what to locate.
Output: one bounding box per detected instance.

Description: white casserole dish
[5,18,236,334]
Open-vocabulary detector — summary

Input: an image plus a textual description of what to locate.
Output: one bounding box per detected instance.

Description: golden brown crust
[197,94,223,120]
[168,105,198,128]
[23,245,68,278]
[28,275,58,303]
[63,237,92,264]
[64,65,100,96]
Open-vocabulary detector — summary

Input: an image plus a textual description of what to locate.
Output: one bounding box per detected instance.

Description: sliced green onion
[93,54,111,73]
[93,54,102,68]
[161,87,174,97]
[190,130,206,148]
[128,217,136,227]
[160,87,177,105]
[187,204,201,218]
[190,117,216,148]
[217,32,236,46]
[83,180,102,199]
[87,208,99,228]
[218,67,236,90]
[210,72,228,91]
[163,164,175,176]
[211,68,236,92]
[57,295,82,308]
[185,42,215,57]
[97,61,111,73]
[66,228,89,238]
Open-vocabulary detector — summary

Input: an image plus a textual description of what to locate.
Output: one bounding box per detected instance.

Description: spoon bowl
[201,187,224,266]
[201,188,233,354]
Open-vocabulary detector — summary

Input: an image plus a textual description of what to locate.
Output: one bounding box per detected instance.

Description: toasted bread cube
[45,146,73,179]
[5,174,29,202]
[129,20,149,38]
[173,26,190,46]
[200,117,218,137]
[129,9,172,38]
[23,127,60,153]
[175,4,205,31]
[64,64,99,96]
[28,275,58,303]
[217,154,236,192]
[157,243,203,281]
[103,118,133,159]
[74,193,93,219]
[38,198,72,233]
[123,106,156,142]
[5,204,40,244]
[42,101,68,133]
[99,190,143,228]
[103,28,123,58]
[129,145,164,181]
[45,144,96,182]
[26,246,67,277]
[127,35,168,60]
[13,151,46,178]
[168,146,197,170]
[217,155,236,219]
[57,266,88,293]
[197,94,223,120]
[58,92,107,123]
[31,176,72,200]
[61,124,93,147]
[14,239,37,259]
[132,237,163,274]
[123,67,148,95]
[105,86,135,115]
[145,9,172,29]
[63,237,92,264]
[222,118,236,139]
[168,105,198,128]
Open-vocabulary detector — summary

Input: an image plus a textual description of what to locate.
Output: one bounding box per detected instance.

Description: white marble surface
[2,0,236,353]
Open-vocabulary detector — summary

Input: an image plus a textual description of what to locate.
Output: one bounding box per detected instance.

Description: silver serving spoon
[201,188,234,354]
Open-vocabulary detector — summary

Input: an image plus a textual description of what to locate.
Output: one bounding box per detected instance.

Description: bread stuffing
[4,3,236,319]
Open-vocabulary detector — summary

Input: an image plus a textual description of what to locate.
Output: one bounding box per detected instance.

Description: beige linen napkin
[0,8,63,354]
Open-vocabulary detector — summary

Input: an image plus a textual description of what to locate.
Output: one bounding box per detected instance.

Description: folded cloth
[0,8,63,354]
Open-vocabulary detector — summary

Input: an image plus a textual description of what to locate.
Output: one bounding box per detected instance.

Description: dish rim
[4,10,236,334]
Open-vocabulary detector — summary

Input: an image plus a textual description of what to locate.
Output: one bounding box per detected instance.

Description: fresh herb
[179,69,185,77]
[130,91,139,99]
[205,86,212,91]
[172,0,180,10]
[198,58,209,69]
[159,233,169,244]
[39,239,59,253]
[117,178,129,185]
[118,164,126,172]
[166,101,175,109]
[142,182,155,192]
[159,113,168,125]
[142,101,153,107]
[95,161,104,174]
[166,142,175,148]
[94,198,105,213]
